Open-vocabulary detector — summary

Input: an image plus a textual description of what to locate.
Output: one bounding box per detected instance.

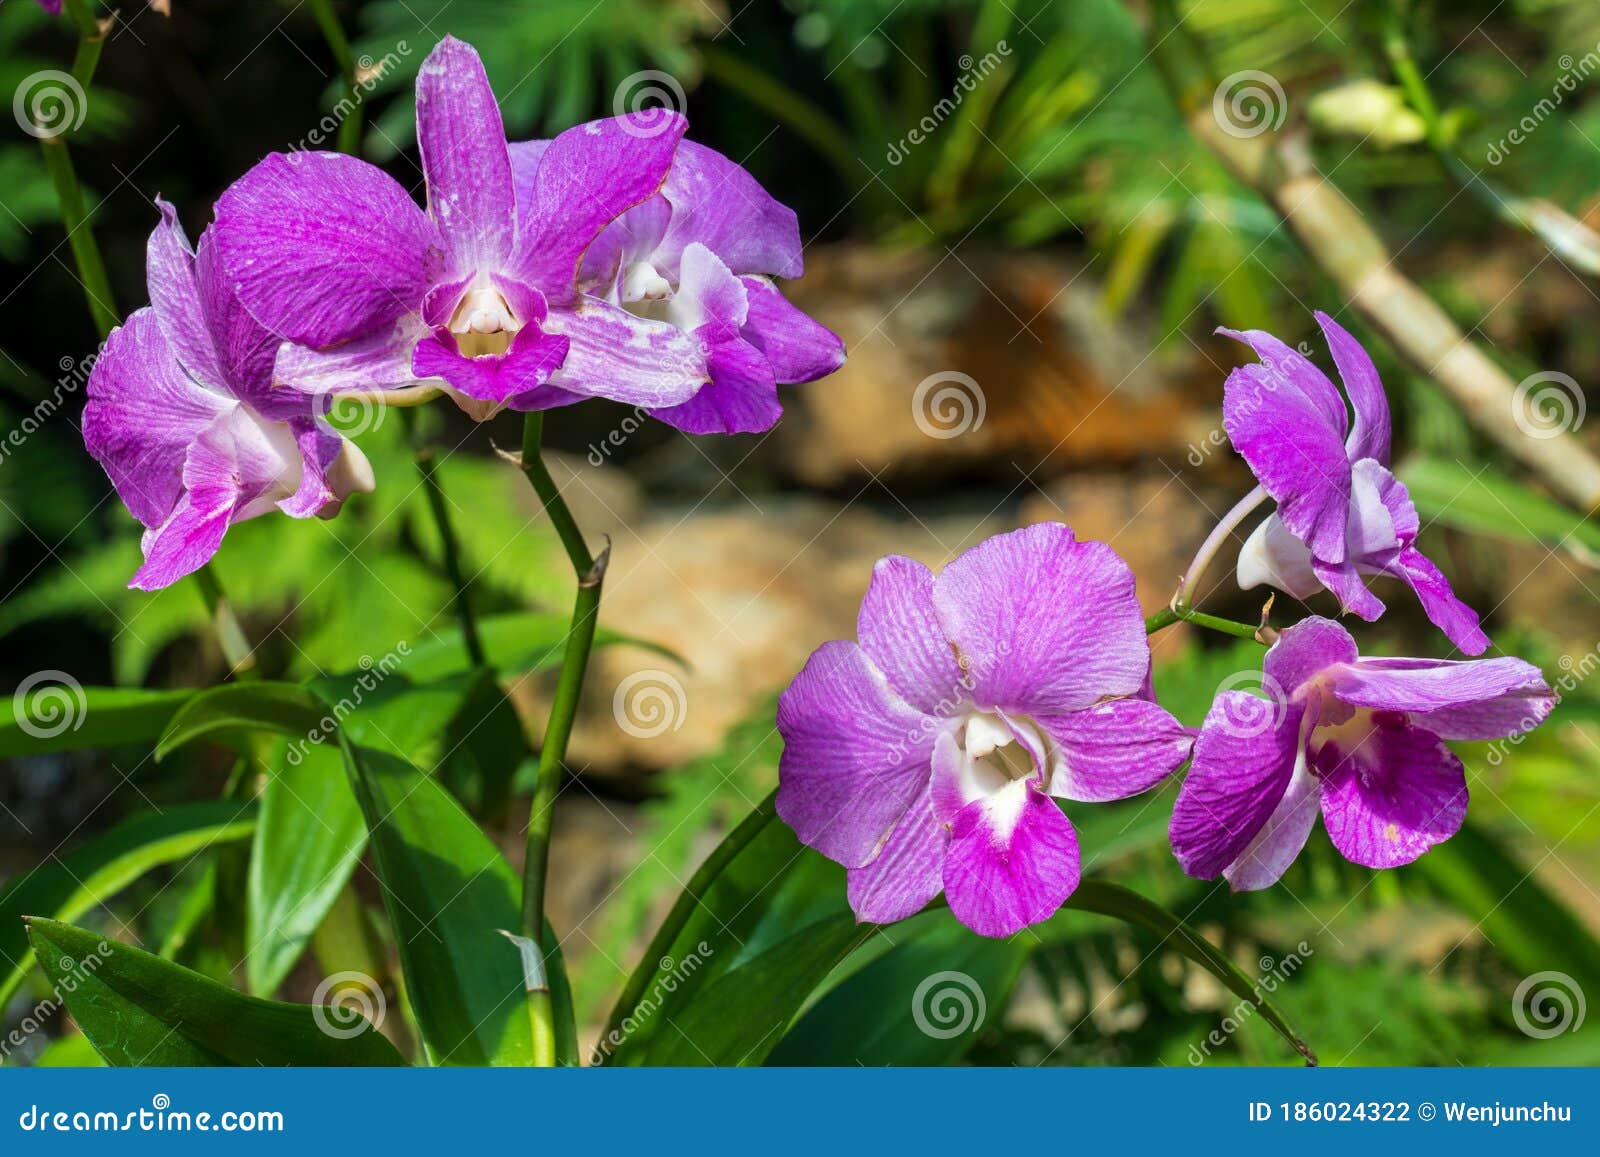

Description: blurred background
[4,0,1600,1066]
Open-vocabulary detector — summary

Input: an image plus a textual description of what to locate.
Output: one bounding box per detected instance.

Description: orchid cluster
[83,37,843,591]
[778,313,1556,938]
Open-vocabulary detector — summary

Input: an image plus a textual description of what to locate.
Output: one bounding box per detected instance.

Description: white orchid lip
[954,710,1052,801]
[449,283,518,357]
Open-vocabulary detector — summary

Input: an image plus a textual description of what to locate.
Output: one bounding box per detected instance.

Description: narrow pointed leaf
[0,802,256,1008]
[27,918,404,1066]
[2,686,191,759]
[155,682,327,760]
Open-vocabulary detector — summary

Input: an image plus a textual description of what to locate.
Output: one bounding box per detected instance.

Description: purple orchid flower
[82,202,374,591]
[212,36,706,421]
[1170,616,1553,889]
[1223,311,1489,654]
[506,132,845,434]
[777,523,1193,938]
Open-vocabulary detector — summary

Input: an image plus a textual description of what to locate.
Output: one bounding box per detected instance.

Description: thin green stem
[1145,605,1264,642]
[305,0,365,156]
[402,414,485,667]
[516,412,601,1066]
[194,563,258,677]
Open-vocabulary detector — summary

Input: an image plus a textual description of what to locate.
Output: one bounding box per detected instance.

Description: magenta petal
[1315,715,1467,870]
[1220,328,1353,563]
[776,641,940,868]
[410,325,569,406]
[943,782,1080,938]
[416,38,515,273]
[194,229,285,413]
[845,781,947,925]
[544,296,706,408]
[1311,556,1386,622]
[82,309,232,529]
[1390,547,1490,656]
[1315,310,1390,465]
[129,416,246,590]
[275,315,437,398]
[1262,616,1358,698]
[651,336,779,434]
[213,152,435,347]
[145,200,228,391]
[512,113,687,301]
[932,522,1149,715]
[276,420,343,519]
[652,140,803,279]
[1323,655,1554,741]
[855,555,967,717]
[740,277,845,384]
[1169,691,1306,880]
[1038,697,1191,802]
[1223,756,1320,891]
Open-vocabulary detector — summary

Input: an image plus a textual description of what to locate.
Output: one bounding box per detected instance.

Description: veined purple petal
[146,200,228,392]
[740,276,845,385]
[932,522,1150,716]
[511,113,687,302]
[1037,697,1191,803]
[194,228,284,413]
[543,295,706,408]
[580,195,672,294]
[410,324,569,406]
[775,641,940,868]
[416,37,515,274]
[855,555,969,718]
[1262,616,1358,698]
[1223,754,1319,891]
[1315,311,1391,465]
[213,151,435,348]
[82,308,232,529]
[1221,327,1353,563]
[1388,548,1491,655]
[649,337,780,434]
[1324,654,1554,741]
[274,314,438,398]
[1169,690,1306,880]
[651,139,803,280]
[1315,714,1467,870]
[1311,556,1386,622]
[942,781,1080,938]
[845,780,947,925]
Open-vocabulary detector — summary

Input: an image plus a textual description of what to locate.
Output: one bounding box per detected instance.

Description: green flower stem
[305,0,365,156]
[193,563,258,678]
[37,134,117,341]
[1145,604,1263,642]
[401,413,485,667]
[516,411,601,1065]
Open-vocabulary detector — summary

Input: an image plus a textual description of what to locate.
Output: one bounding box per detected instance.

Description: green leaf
[246,668,491,997]
[599,793,867,1066]
[1400,456,1600,558]
[768,912,1031,1065]
[27,918,404,1066]
[1,685,191,759]
[0,802,257,1008]
[337,739,533,1065]
[155,682,328,760]
[1064,879,1316,1063]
